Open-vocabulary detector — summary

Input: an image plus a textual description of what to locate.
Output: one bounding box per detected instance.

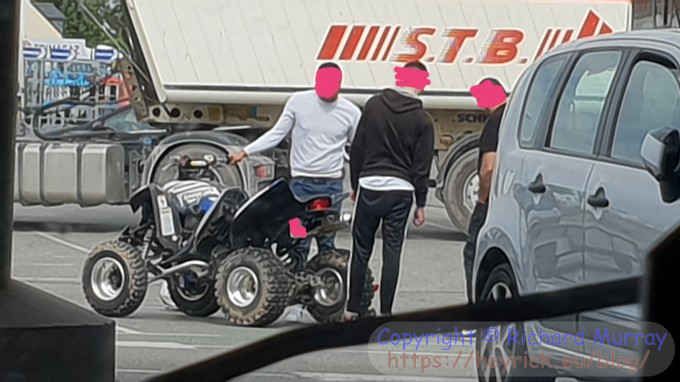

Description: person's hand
[228,150,247,166]
[413,208,426,227]
[350,190,357,203]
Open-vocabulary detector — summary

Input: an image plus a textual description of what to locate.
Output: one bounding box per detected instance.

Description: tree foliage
[38,0,126,49]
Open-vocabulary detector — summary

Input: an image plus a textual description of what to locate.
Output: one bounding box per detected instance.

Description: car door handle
[528,175,546,194]
[587,188,609,208]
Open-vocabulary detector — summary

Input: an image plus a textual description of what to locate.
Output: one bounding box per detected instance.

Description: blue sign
[50,48,73,61]
[95,48,116,62]
[23,47,44,60]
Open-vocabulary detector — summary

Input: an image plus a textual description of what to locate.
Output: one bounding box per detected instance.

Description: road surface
[11,192,476,382]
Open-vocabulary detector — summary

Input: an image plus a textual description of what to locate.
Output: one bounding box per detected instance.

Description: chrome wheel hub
[91,257,125,301]
[226,266,259,308]
[313,267,344,307]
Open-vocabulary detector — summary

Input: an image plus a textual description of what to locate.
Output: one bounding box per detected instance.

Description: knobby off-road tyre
[82,239,147,318]
[306,249,375,324]
[476,263,555,382]
[168,274,220,317]
[215,247,292,327]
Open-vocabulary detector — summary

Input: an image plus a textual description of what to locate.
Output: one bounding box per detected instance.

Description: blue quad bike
[81,154,375,326]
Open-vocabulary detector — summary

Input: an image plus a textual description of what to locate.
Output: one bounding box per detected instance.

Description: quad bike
[81,153,375,326]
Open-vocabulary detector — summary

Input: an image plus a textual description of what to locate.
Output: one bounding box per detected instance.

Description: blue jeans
[289,177,343,264]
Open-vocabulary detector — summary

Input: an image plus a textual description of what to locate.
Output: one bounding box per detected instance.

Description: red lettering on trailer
[358,26,380,60]
[340,25,366,60]
[441,29,478,63]
[317,9,616,65]
[372,26,392,61]
[480,29,524,64]
[394,27,437,63]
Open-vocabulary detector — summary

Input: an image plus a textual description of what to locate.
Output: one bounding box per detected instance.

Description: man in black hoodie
[345,61,435,320]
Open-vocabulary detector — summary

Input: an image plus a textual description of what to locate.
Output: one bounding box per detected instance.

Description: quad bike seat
[161,180,221,232]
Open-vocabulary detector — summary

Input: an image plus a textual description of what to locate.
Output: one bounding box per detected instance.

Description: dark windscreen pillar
[0,0,19,288]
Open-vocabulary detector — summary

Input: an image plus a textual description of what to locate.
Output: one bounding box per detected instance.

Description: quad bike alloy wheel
[82,239,148,317]
[305,249,375,323]
[215,247,293,327]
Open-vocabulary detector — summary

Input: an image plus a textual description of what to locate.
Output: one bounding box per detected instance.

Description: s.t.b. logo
[317,9,614,66]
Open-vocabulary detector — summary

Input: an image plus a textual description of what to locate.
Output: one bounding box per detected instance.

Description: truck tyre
[82,239,147,317]
[443,147,480,233]
[168,273,219,317]
[152,143,242,188]
[476,263,554,382]
[215,247,292,327]
[305,249,375,323]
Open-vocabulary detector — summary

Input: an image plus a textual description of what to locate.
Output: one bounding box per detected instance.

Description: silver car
[473,29,680,381]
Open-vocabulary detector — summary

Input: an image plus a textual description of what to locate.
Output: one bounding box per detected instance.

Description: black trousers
[462,202,488,303]
[347,187,413,315]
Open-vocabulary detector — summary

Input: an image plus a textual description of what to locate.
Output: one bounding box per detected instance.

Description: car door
[582,50,680,375]
[518,50,624,363]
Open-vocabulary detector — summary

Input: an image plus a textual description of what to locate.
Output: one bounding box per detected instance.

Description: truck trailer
[17,0,670,231]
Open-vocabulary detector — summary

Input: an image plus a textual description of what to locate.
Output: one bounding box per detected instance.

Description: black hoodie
[350,88,435,207]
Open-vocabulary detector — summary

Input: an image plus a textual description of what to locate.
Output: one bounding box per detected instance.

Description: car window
[548,51,622,155]
[519,55,568,148]
[611,60,680,166]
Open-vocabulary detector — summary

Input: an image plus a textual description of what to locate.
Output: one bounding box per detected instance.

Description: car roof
[544,28,680,58]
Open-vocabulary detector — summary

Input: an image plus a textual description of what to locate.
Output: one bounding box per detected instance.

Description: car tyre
[476,263,554,382]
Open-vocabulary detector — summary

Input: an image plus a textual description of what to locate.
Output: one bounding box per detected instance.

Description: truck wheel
[306,249,375,323]
[215,247,292,327]
[443,148,479,233]
[168,272,219,317]
[152,143,242,188]
[82,240,147,317]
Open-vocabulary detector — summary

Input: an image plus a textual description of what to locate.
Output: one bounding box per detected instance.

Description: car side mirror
[641,127,680,203]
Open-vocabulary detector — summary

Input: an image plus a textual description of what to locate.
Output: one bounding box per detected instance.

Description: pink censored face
[315,67,342,98]
[470,80,507,109]
[394,67,431,91]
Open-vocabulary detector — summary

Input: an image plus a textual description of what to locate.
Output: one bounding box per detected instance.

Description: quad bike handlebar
[160,154,229,173]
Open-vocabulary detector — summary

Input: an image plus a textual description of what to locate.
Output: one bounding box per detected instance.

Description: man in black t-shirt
[463,98,506,304]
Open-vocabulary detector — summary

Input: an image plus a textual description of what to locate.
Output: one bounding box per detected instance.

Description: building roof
[34,2,66,21]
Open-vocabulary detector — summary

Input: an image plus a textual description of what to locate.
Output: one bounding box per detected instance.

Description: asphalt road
[11,191,476,382]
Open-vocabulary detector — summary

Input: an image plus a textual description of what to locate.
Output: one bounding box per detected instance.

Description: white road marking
[117,326,142,335]
[117,369,161,374]
[15,276,79,283]
[423,221,455,231]
[31,231,90,253]
[31,263,73,267]
[117,341,196,350]
[292,372,467,381]
[118,331,223,338]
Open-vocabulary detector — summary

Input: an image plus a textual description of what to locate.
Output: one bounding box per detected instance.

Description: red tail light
[307,198,332,211]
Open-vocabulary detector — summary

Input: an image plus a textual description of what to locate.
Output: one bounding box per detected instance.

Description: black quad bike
[81,154,375,326]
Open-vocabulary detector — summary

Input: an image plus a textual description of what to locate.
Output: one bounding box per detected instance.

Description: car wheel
[476,263,554,382]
